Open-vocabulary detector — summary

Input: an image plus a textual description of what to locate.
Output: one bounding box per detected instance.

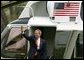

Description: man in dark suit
[22,29,47,59]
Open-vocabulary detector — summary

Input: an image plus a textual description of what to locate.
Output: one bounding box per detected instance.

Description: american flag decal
[53,2,79,16]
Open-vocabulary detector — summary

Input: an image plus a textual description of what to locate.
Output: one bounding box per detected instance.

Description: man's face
[34,30,41,39]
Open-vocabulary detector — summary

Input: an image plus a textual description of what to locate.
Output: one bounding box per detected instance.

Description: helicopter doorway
[29,26,56,58]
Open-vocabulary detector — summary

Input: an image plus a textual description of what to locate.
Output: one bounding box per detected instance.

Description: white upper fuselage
[18,1,83,31]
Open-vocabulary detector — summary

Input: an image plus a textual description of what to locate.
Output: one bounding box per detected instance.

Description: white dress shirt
[36,38,40,50]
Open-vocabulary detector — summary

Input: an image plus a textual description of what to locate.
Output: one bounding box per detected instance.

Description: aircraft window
[54,31,71,59]
[19,18,30,21]
[54,3,64,9]
[55,31,71,45]
[1,27,27,59]
[1,35,27,58]
[11,18,29,24]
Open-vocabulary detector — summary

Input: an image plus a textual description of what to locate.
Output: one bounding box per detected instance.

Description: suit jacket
[22,29,47,59]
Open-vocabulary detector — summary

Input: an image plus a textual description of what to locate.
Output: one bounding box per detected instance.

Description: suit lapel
[40,38,43,49]
[34,36,43,49]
